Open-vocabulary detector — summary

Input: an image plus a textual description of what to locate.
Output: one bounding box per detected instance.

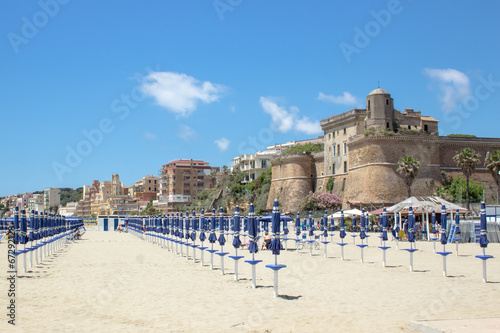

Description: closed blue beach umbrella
[308,211,314,237]
[454,210,461,235]
[408,207,415,242]
[269,199,282,255]
[218,208,226,245]
[440,205,447,245]
[232,206,242,248]
[248,204,259,254]
[360,209,366,239]
[295,212,301,236]
[340,211,346,239]
[381,208,388,241]
[479,202,489,248]
[199,209,206,242]
[209,209,217,243]
[431,210,437,234]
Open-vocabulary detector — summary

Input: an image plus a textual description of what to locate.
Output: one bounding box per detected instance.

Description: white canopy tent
[329,208,368,219]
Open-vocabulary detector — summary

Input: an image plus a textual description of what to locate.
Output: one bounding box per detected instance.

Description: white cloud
[178,124,196,142]
[142,71,226,117]
[259,97,322,134]
[214,137,230,152]
[295,117,322,135]
[259,97,296,133]
[318,91,360,106]
[143,132,157,140]
[424,68,471,111]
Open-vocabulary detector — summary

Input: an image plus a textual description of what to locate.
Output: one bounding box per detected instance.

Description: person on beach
[261,231,272,250]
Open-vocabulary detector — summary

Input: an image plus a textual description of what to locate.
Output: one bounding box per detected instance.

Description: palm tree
[453,148,480,210]
[397,156,420,198]
[485,150,500,204]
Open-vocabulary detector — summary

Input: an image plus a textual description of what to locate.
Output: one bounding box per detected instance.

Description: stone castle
[267,88,500,212]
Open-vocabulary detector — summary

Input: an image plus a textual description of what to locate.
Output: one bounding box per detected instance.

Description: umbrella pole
[383,242,387,268]
[433,240,436,254]
[456,241,459,256]
[186,241,189,260]
[341,244,344,261]
[234,248,239,281]
[251,253,257,289]
[360,239,364,263]
[409,243,414,272]
[324,243,327,258]
[220,245,225,275]
[210,243,214,270]
[200,242,204,266]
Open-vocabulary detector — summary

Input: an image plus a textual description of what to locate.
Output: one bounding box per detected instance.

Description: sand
[1,230,499,332]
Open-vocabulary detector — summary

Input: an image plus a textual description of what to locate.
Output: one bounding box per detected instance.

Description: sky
[1,0,500,196]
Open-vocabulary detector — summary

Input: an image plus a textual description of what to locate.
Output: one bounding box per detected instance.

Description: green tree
[485,150,500,204]
[453,147,480,210]
[283,143,323,154]
[397,156,420,198]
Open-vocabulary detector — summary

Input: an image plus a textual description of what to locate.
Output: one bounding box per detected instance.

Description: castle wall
[266,153,314,212]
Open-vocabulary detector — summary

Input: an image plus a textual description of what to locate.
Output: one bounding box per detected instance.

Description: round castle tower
[364,88,395,131]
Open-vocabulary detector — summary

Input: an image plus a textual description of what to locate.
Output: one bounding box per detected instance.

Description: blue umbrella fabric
[308,211,314,237]
[248,204,259,254]
[209,209,217,243]
[218,208,226,246]
[440,205,447,245]
[232,206,242,248]
[381,208,388,241]
[199,209,206,242]
[359,209,366,239]
[295,213,301,236]
[479,202,489,248]
[340,211,346,239]
[322,210,328,237]
[268,199,283,255]
[431,210,437,234]
[408,207,416,242]
[352,216,357,232]
[454,210,461,235]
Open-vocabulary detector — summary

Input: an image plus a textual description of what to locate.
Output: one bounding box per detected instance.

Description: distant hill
[60,187,83,207]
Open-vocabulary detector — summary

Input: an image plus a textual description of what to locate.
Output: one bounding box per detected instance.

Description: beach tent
[329,209,366,219]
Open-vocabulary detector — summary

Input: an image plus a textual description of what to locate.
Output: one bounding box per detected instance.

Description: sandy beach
[1,230,499,332]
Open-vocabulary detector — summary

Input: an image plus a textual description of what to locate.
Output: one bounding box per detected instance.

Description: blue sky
[1,0,500,196]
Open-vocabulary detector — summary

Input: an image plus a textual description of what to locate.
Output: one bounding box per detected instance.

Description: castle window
[424,124,428,133]
[368,100,370,110]
[343,142,347,155]
[332,145,336,157]
[329,133,331,140]
[332,164,336,175]
[408,125,411,129]
[337,144,340,156]
[386,99,389,105]
[387,122,390,129]
[344,161,348,173]
[343,128,347,135]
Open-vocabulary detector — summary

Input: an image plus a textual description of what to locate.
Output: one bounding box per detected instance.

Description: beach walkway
[1,231,499,332]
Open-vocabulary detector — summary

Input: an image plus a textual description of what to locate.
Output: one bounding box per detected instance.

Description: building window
[337,144,340,156]
[408,125,411,129]
[343,142,347,155]
[343,128,347,135]
[368,100,370,110]
[424,124,428,133]
[344,161,348,173]
[332,164,335,175]
[329,133,331,140]
[148,180,151,183]
[387,122,390,129]
[386,99,389,105]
